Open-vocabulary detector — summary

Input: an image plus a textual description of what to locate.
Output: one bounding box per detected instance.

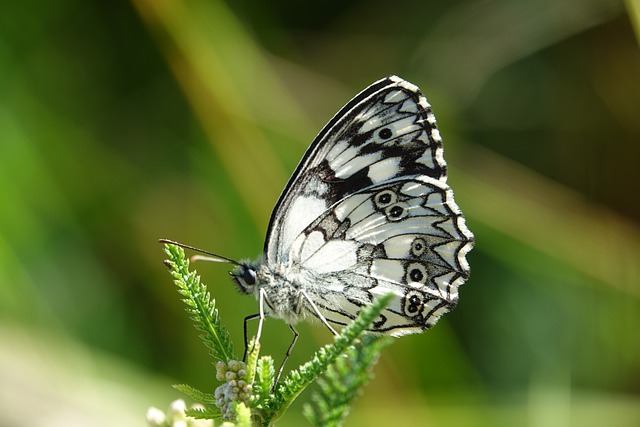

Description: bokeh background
[1,0,639,426]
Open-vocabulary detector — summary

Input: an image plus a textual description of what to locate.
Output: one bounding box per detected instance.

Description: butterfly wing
[264,75,473,335]
[265,76,449,264]
[287,175,473,335]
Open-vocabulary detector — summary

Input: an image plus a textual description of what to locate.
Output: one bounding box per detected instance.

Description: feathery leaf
[163,243,235,363]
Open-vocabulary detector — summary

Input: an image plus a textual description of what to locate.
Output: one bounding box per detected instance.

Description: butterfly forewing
[265,76,449,265]
[261,75,473,336]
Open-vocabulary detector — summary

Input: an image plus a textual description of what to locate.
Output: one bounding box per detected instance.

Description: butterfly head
[230,262,259,295]
[157,240,261,295]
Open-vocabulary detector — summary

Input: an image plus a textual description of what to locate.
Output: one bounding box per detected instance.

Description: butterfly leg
[301,289,339,336]
[242,288,269,361]
[272,324,299,392]
[242,313,260,362]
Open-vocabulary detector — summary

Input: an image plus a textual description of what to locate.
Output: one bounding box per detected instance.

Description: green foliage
[173,384,217,406]
[303,334,392,427]
[162,243,392,426]
[233,403,253,427]
[163,243,235,364]
[253,356,276,410]
[184,405,222,421]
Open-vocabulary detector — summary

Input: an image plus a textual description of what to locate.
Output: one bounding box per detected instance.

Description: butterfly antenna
[158,239,241,266]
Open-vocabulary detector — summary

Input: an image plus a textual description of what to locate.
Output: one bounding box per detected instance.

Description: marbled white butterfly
[164,75,473,359]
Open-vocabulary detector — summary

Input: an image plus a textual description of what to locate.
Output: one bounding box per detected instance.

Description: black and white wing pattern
[258,75,474,336]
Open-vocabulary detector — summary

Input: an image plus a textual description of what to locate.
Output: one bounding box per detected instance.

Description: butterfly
[164,75,473,369]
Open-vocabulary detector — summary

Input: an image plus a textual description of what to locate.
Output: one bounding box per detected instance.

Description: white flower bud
[146,407,166,426]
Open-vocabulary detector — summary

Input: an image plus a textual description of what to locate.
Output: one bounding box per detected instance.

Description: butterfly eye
[411,238,427,257]
[406,262,428,284]
[403,290,425,317]
[384,203,408,221]
[243,268,257,286]
[374,190,397,208]
[378,127,392,139]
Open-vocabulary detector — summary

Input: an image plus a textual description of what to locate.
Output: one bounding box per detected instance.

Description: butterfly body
[230,75,474,337]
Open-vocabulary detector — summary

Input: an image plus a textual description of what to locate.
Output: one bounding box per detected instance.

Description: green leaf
[163,243,235,363]
[233,402,253,427]
[185,406,222,420]
[244,337,260,386]
[253,355,276,409]
[173,383,217,405]
[303,334,392,427]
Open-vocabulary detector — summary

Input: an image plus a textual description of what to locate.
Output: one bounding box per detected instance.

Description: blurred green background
[1,0,639,426]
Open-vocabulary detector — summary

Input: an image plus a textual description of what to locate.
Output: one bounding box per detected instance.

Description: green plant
[148,243,393,427]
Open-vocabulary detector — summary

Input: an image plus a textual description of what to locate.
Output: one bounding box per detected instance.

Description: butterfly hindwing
[287,175,473,335]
